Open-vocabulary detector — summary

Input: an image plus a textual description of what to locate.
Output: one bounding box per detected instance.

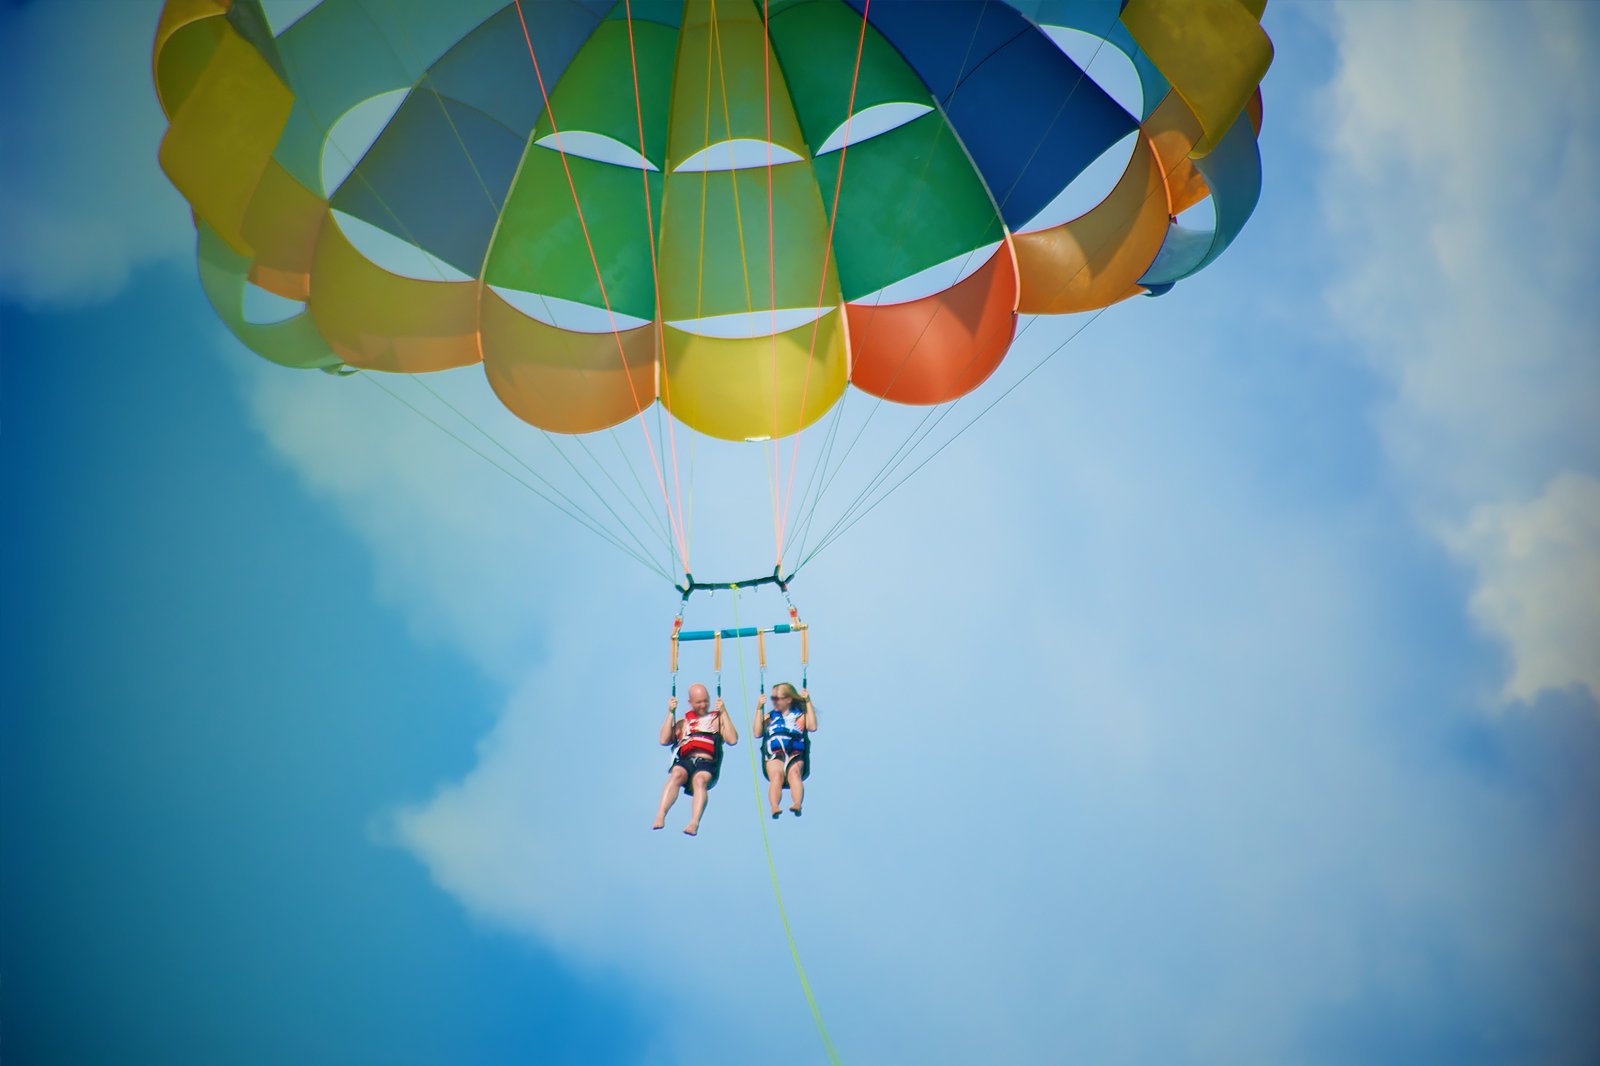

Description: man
[652,682,738,835]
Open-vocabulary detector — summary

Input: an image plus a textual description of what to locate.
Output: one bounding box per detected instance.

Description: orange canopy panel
[847,243,1019,406]
[480,290,660,435]
[1015,133,1168,315]
[307,220,480,374]
[242,162,326,301]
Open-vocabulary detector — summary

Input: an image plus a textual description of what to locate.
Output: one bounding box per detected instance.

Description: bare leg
[683,771,713,835]
[787,760,805,814]
[766,760,784,816]
[653,767,687,829]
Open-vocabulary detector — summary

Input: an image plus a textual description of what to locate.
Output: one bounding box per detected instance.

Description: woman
[754,683,817,818]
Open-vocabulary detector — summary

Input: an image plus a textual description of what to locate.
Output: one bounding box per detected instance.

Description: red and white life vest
[677,708,721,759]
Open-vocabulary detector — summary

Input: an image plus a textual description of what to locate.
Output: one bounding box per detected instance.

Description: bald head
[686,683,710,713]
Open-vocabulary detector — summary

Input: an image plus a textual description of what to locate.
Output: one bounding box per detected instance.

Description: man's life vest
[677,707,722,760]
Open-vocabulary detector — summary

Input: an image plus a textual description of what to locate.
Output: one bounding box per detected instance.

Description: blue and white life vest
[763,705,808,760]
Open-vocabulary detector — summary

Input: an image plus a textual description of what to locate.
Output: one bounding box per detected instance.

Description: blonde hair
[769,682,806,711]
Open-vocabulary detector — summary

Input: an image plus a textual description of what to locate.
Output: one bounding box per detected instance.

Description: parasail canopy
[154,0,1271,583]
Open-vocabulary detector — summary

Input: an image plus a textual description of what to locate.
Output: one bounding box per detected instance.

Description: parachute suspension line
[266,33,678,577]
[783,337,956,573]
[358,374,671,580]
[679,3,718,576]
[654,353,692,575]
[272,39,446,289]
[730,588,842,1065]
[651,407,676,566]
[810,285,1048,552]
[798,306,1111,571]
[409,375,672,565]
[774,5,991,563]
[987,10,1119,221]
[513,0,692,580]
[797,170,1214,571]
[797,54,1230,573]
[401,60,678,569]
[709,2,758,325]
[790,20,1116,562]
[795,316,1056,571]
[373,5,538,210]
[622,0,692,577]
[788,397,950,571]
[696,20,714,323]
[686,432,697,569]
[795,230,997,564]
[782,390,854,575]
[789,3,1109,570]
[760,1,871,575]
[706,1,781,566]
[779,0,872,557]
[575,426,676,557]
[764,0,783,570]
[768,436,783,572]
[789,7,1130,577]
[378,13,694,580]
[376,10,503,215]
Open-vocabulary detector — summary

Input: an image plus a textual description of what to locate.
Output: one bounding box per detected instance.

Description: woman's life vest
[763,704,808,760]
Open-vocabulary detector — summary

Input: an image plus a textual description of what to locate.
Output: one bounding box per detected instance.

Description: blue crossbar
[677,623,801,642]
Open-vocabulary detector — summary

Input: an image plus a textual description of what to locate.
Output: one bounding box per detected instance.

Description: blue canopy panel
[328,0,610,278]
[425,5,545,137]
[269,0,512,194]
[845,0,1030,96]
[846,0,1136,228]
[329,92,526,277]
[1012,0,1172,121]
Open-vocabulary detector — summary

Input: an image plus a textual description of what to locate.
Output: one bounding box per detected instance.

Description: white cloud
[1319,0,1600,706]
[340,332,1600,1056]
[1454,471,1600,703]
[244,292,1592,1061]
[0,0,190,306]
[232,349,666,682]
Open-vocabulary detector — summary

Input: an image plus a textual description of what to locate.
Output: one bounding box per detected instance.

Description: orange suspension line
[621,0,692,572]
[763,0,783,570]
[779,0,871,552]
[512,0,692,575]
[703,1,780,562]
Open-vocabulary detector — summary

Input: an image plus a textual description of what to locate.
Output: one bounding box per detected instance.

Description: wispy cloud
[1318,0,1600,708]
[0,0,190,306]
[1453,471,1600,703]
[233,352,643,683]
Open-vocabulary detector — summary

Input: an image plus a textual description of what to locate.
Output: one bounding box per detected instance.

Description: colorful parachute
[154,0,1270,446]
[153,0,1270,587]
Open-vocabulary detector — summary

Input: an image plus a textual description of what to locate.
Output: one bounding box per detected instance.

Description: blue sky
[3,2,1597,1064]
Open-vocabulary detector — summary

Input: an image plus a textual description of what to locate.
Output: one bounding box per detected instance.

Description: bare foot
[651,819,665,830]
[683,823,699,836]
